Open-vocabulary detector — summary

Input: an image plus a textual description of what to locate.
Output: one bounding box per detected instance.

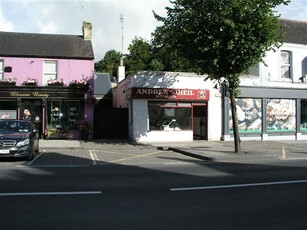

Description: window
[148,101,192,131]
[47,100,82,131]
[0,100,17,119]
[229,98,262,133]
[43,61,58,85]
[280,51,292,79]
[267,99,296,132]
[0,60,3,80]
[300,100,307,131]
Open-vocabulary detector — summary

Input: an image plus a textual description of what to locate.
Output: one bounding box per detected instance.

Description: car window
[18,122,30,132]
[0,121,30,133]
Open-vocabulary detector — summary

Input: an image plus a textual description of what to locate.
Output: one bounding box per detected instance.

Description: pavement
[37,139,307,165]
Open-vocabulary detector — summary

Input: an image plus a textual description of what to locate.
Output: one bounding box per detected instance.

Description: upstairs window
[43,61,58,85]
[0,60,3,80]
[280,51,292,79]
[247,64,259,77]
[240,64,259,77]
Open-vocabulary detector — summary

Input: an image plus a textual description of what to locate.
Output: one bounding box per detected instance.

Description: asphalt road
[1,148,307,230]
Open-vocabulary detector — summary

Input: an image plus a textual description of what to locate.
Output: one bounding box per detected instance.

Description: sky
[0,0,306,62]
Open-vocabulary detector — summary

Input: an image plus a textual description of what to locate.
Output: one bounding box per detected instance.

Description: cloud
[277,0,307,21]
[0,2,15,31]
[0,0,170,61]
[4,0,304,63]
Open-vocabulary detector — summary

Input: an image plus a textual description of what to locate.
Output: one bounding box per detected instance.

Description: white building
[113,72,221,143]
[113,19,307,143]
[223,19,307,141]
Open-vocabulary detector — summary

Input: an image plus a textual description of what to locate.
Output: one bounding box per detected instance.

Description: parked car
[0,119,39,160]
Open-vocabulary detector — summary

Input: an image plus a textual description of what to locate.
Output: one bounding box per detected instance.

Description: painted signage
[127,88,210,101]
[10,91,50,98]
[0,88,85,99]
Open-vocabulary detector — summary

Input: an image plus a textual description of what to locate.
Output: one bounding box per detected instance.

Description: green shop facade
[222,86,307,141]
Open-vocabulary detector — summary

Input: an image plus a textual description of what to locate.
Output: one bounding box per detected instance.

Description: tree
[95,49,121,77]
[153,0,289,153]
[125,37,153,75]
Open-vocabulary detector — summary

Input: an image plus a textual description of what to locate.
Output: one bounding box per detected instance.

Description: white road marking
[0,191,102,197]
[89,150,97,165]
[26,152,44,166]
[170,179,307,192]
[20,165,89,168]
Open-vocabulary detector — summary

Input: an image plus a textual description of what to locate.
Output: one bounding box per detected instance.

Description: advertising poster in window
[267,99,296,132]
[0,110,16,119]
[229,98,262,133]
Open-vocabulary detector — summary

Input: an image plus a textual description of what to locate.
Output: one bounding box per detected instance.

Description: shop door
[21,99,42,138]
[193,105,207,140]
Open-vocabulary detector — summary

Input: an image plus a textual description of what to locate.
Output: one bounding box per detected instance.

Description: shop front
[0,85,89,139]
[126,87,210,142]
[222,86,307,141]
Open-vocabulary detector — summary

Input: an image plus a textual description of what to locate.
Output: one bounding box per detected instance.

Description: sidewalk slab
[39,140,80,149]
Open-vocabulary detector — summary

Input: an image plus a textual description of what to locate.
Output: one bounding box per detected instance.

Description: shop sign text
[128,88,210,101]
[10,91,49,98]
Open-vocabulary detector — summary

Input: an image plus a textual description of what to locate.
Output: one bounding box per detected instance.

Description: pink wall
[1,57,94,85]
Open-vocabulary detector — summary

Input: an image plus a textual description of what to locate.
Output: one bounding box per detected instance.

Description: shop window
[47,101,83,137]
[43,61,58,85]
[280,51,292,79]
[229,98,262,133]
[0,100,17,119]
[148,101,192,131]
[267,99,296,132]
[0,60,3,80]
[300,100,307,131]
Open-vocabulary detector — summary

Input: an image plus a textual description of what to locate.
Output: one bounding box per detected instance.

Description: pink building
[0,22,95,139]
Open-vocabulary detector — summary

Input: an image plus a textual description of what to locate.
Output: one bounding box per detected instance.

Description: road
[1,147,307,230]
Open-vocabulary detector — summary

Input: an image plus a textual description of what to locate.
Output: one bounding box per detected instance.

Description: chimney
[82,21,92,40]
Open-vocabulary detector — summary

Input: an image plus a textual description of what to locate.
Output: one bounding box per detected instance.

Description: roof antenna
[120,14,124,59]
[118,14,126,82]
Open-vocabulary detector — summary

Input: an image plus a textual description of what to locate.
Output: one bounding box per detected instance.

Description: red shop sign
[127,88,210,101]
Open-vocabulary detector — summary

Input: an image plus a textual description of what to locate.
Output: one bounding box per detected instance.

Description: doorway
[193,105,207,140]
[21,99,42,138]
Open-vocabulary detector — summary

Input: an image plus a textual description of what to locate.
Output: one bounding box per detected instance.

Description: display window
[148,101,192,131]
[300,100,307,131]
[230,98,262,133]
[0,100,17,119]
[266,99,296,132]
[46,100,83,137]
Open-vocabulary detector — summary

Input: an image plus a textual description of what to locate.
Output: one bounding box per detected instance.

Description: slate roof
[279,19,307,45]
[0,31,94,60]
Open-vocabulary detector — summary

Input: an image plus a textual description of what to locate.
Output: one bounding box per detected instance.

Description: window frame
[0,60,4,80]
[280,50,292,79]
[43,60,58,85]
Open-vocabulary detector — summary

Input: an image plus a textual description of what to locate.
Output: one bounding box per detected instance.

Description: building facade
[114,19,307,143]
[113,72,220,143]
[0,22,95,139]
[222,19,307,141]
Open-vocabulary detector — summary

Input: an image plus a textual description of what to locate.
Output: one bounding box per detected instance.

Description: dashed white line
[0,191,102,197]
[170,179,307,192]
[89,150,97,165]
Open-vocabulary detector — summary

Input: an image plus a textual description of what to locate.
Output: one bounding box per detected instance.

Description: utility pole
[120,14,124,60]
[118,14,125,82]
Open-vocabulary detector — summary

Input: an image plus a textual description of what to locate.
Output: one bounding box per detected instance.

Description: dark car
[0,119,39,160]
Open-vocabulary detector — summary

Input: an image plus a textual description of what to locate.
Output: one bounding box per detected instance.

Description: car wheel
[26,148,34,161]
[34,141,39,153]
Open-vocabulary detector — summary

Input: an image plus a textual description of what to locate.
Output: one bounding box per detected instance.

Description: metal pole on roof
[120,14,124,57]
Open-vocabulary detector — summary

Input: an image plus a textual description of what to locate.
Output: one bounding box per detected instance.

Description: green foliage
[94,49,121,76]
[124,37,153,75]
[153,0,290,152]
[153,0,290,90]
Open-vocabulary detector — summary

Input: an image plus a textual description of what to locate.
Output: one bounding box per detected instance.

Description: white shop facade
[113,72,221,143]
